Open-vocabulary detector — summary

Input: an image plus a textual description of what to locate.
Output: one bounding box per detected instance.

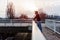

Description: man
[34,11,42,32]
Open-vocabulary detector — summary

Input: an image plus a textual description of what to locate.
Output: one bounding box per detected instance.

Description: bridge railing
[45,19,60,34]
[0,19,32,27]
[32,21,46,40]
[0,19,32,23]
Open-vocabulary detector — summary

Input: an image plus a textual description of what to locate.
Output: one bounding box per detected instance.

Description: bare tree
[7,2,15,19]
[19,14,29,20]
[38,9,46,21]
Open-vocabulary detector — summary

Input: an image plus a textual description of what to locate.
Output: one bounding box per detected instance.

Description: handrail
[32,21,46,40]
[45,19,60,34]
[0,19,32,23]
[0,19,32,26]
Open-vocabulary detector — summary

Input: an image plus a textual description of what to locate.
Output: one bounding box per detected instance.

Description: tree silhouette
[39,12,46,21]
[19,14,29,20]
[7,2,15,19]
[38,9,47,21]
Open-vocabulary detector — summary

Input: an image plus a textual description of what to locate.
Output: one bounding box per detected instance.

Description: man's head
[35,11,38,15]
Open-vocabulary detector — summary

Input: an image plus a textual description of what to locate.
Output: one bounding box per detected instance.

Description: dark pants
[36,21,42,32]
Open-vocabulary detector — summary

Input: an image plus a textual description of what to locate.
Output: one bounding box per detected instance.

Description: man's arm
[33,16,36,20]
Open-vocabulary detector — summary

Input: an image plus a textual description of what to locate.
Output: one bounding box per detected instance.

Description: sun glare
[8,0,38,12]
[8,0,38,17]
[22,1,38,11]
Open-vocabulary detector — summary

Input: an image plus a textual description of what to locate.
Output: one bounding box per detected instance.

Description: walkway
[42,27,60,40]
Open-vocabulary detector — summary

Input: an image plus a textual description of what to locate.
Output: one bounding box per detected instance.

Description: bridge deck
[42,27,60,40]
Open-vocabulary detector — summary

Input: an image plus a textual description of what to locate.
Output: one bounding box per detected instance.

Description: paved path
[42,27,60,40]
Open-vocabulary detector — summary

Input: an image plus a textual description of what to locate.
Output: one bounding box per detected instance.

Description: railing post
[11,19,13,26]
[54,20,56,33]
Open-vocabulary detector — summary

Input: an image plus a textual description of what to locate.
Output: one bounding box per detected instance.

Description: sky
[0,0,60,18]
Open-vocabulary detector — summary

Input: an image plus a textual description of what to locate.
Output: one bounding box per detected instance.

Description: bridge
[0,18,60,40]
[0,19,46,40]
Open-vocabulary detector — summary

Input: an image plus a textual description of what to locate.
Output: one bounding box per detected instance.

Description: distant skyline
[0,0,60,18]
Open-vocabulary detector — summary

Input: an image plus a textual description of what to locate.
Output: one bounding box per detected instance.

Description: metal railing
[0,19,32,27]
[45,19,60,34]
[0,19,32,23]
